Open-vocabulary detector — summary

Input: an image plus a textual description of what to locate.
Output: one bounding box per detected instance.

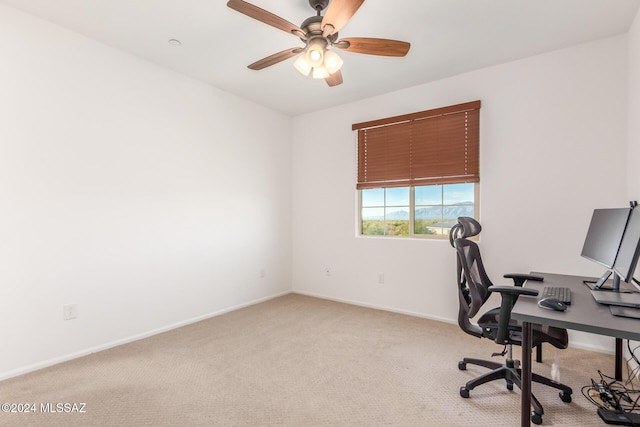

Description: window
[361,187,410,236]
[353,101,480,239]
[360,183,478,237]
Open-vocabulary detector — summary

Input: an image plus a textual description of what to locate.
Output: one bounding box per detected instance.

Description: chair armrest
[488,285,539,344]
[489,286,539,297]
[503,273,544,287]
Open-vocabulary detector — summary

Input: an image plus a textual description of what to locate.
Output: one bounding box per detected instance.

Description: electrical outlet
[260,268,266,278]
[325,267,331,276]
[378,273,385,284]
[63,304,78,320]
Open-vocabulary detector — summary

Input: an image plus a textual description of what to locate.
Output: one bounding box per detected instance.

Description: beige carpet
[0,294,621,426]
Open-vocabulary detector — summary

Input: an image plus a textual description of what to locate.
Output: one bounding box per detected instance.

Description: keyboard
[540,286,572,305]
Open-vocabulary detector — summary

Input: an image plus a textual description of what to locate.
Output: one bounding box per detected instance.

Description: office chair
[450,217,572,425]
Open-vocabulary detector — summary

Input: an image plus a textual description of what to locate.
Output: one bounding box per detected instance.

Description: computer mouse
[538,297,567,311]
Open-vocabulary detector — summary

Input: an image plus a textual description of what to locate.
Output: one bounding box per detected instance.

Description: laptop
[591,290,640,308]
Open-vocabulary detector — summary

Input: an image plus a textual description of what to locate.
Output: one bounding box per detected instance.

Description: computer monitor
[581,208,631,290]
[613,206,640,284]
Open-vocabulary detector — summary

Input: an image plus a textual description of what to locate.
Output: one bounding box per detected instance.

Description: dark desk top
[511,272,640,342]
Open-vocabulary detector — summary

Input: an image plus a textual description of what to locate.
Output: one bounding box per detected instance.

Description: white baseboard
[292,290,457,326]
[0,291,291,381]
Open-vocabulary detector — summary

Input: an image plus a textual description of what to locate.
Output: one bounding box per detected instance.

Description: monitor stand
[594,269,621,291]
[584,271,638,292]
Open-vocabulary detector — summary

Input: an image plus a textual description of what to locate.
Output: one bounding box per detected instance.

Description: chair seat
[478,307,568,350]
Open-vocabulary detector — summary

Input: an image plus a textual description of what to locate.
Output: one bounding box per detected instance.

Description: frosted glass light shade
[309,49,322,63]
[312,65,330,79]
[294,55,312,76]
[323,50,343,75]
[305,38,326,68]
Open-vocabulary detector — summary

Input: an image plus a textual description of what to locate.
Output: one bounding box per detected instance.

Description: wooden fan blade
[227,0,303,36]
[321,0,365,35]
[337,38,410,57]
[248,48,304,70]
[325,70,343,87]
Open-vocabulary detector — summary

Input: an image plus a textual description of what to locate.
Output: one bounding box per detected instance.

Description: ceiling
[2,0,639,116]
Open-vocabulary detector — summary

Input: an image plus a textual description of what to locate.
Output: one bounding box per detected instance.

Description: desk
[511,272,640,426]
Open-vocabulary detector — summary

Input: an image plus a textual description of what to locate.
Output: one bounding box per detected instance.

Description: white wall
[622,4,640,372]
[629,8,640,199]
[0,4,292,379]
[292,35,629,352]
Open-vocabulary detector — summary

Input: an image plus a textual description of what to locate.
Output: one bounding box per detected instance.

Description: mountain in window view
[365,203,474,220]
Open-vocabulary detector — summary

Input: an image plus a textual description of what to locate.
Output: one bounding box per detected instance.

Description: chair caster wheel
[560,391,572,403]
[506,380,513,391]
[531,411,543,425]
[458,361,466,370]
[460,387,470,398]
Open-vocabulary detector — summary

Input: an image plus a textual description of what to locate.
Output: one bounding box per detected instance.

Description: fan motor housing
[300,15,338,42]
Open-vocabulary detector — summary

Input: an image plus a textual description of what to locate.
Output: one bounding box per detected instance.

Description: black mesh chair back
[450,217,492,337]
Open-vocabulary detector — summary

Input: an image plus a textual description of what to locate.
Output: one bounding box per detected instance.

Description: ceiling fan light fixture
[312,65,330,79]
[323,49,343,75]
[294,55,312,76]
[305,38,326,68]
[309,48,322,63]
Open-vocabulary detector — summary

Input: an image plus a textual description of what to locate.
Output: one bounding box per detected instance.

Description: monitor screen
[581,208,630,269]
[613,207,640,282]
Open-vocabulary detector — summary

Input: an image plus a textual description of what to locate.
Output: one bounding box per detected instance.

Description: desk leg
[521,321,532,427]
[616,338,623,381]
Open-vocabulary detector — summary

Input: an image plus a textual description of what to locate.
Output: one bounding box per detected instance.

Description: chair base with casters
[457,344,572,425]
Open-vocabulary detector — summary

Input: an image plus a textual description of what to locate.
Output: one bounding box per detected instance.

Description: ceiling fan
[226,0,411,87]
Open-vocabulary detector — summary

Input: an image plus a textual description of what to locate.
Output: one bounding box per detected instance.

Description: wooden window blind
[352,100,480,190]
